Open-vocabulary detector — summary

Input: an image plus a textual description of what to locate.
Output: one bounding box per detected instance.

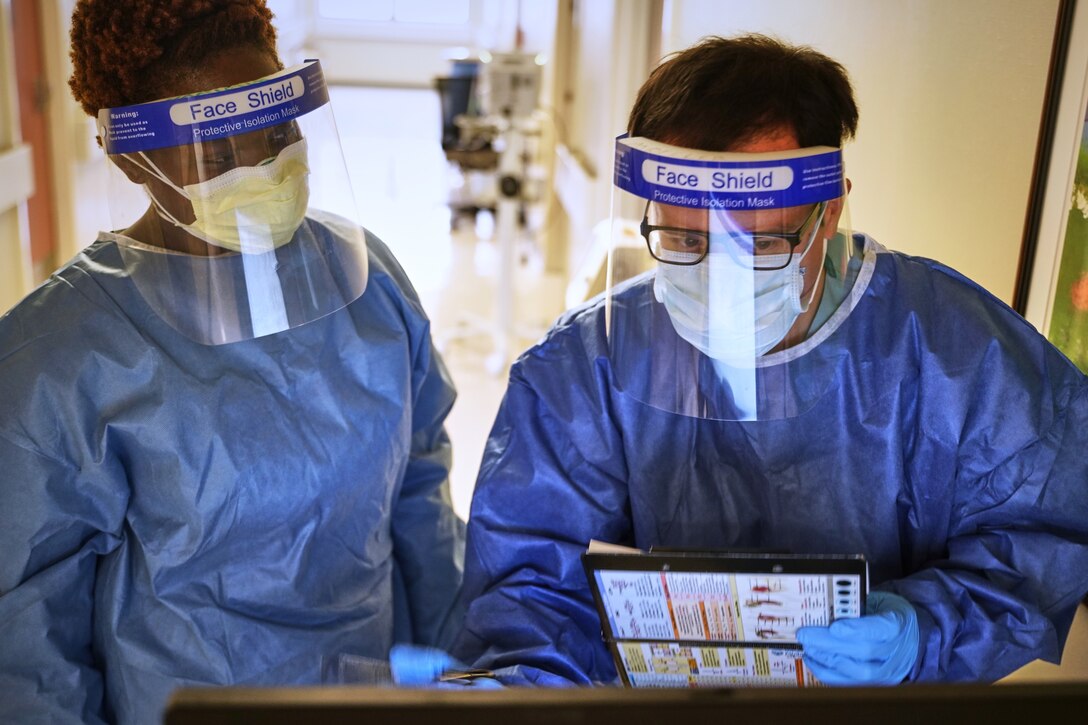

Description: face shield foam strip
[97,60,329,155]
[614,135,843,211]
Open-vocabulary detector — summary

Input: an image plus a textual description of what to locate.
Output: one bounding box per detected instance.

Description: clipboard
[581,541,868,688]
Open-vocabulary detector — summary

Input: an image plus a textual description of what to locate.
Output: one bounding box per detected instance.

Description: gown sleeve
[890,360,1088,682]
[0,431,125,724]
[390,328,466,651]
[452,324,631,685]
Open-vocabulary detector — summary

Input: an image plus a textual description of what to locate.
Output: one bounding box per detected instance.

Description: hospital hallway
[327,83,565,521]
[330,83,1088,685]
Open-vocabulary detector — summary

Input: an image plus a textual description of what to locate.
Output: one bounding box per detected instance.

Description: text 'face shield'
[98,61,368,344]
[607,136,853,421]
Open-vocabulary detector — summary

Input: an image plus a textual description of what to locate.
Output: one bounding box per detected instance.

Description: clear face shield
[606,136,855,421]
[97,61,368,345]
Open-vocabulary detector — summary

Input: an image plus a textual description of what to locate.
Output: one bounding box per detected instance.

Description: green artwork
[1047,116,1088,373]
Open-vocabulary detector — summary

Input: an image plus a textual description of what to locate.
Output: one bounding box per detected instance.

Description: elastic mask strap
[798,237,827,313]
[125,152,189,197]
[796,203,829,313]
[123,152,197,232]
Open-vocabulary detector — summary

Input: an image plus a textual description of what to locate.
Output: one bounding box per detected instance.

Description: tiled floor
[327,84,1088,683]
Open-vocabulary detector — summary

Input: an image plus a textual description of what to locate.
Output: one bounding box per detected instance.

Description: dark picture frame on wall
[1017,0,1088,373]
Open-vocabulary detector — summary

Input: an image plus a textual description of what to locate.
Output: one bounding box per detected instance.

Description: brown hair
[68,0,280,116]
[628,34,858,150]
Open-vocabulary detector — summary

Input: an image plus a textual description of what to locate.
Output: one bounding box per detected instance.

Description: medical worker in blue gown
[0,2,463,723]
[449,34,1088,686]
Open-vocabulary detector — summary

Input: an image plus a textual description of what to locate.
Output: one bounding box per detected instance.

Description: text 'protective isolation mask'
[130,138,311,253]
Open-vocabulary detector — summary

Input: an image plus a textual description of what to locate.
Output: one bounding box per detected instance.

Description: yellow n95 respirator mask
[130,138,311,253]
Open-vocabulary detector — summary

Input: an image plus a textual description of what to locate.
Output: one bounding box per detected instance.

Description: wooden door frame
[12,0,59,281]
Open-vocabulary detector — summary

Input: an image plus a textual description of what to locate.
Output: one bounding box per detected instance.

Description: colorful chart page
[582,542,867,688]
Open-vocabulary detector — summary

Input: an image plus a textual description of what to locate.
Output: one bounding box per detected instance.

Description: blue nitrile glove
[795,590,920,685]
[389,644,504,688]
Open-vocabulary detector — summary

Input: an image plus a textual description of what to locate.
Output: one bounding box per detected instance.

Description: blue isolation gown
[454,235,1088,685]
[0,219,464,723]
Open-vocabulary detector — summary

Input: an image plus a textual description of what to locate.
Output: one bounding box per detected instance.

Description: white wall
[550,0,660,290]
[308,0,526,87]
[266,0,313,63]
[663,0,1058,305]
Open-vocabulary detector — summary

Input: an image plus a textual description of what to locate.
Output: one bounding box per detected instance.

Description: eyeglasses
[640,200,827,270]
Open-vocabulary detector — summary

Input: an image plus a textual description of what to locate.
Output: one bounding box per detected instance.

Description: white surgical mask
[654,234,825,362]
[129,138,310,253]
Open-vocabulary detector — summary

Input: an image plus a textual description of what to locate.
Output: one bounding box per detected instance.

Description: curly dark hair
[628,34,858,150]
[68,0,280,116]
